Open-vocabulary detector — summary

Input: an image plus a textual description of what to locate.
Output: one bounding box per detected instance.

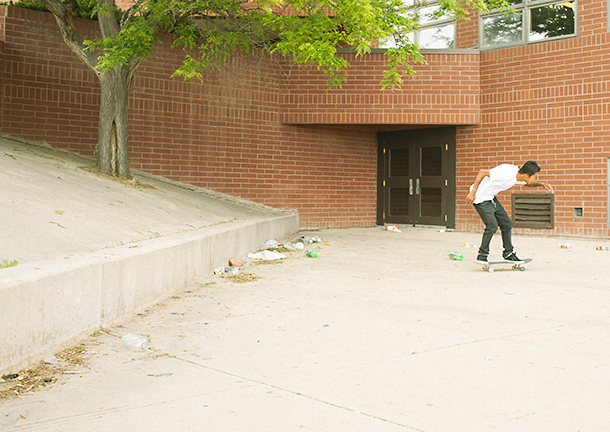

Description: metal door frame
[376,127,456,228]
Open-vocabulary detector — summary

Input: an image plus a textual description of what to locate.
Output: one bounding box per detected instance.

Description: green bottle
[305,249,319,258]
[448,252,463,261]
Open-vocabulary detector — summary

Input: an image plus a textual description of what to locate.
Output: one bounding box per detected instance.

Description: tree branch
[38,0,101,74]
[97,0,121,39]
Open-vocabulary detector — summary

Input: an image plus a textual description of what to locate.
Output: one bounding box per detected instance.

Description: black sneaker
[476,255,489,264]
[503,252,524,263]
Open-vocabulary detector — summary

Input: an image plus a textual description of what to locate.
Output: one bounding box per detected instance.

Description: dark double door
[377,127,456,228]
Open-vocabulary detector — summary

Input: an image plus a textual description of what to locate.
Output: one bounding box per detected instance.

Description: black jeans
[473,197,514,259]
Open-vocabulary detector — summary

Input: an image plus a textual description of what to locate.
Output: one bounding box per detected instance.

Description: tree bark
[39,0,141,179]
[39,1,100,72]
[98,66,132,178]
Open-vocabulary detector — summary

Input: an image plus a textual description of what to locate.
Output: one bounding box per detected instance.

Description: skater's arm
[466,169,490,204]
[525,181,555,193]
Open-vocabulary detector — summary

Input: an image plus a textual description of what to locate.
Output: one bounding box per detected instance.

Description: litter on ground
[247,250,286,260]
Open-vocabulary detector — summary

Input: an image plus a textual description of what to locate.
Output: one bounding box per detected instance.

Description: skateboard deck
[476,258,532,272]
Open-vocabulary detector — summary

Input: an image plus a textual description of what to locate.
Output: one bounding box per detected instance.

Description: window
[380,1,456,49]
[481,0,576,50]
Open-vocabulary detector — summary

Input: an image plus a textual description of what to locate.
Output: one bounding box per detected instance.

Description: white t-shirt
[470,164,526,204]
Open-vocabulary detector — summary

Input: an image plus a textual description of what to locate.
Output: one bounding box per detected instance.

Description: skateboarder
[466,161,554,265]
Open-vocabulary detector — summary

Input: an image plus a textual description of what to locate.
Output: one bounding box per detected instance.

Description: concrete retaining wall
[0,213,298,375]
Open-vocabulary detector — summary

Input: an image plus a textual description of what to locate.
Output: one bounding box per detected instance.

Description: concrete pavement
[2,226,610,431]
[0,136,297,377]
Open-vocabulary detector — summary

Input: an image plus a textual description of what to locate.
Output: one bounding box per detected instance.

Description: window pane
[390,148,410,178]
[482,12,523,48]
[419,23,455,48]
[529,2,575,41]
[419,5,452,25]
[420,188,442,217]
[379,32,415,48]
[389,188,410,216]
[421,146,442,176]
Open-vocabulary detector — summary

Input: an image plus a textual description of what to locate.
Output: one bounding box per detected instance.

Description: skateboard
[476,258,532,272]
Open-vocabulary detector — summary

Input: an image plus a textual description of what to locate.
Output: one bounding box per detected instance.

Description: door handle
[409,179,414,195]
[416,179,420,195]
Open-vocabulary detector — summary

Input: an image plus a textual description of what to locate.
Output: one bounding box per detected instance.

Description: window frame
[379,0,458,50]
[479,0,578,51]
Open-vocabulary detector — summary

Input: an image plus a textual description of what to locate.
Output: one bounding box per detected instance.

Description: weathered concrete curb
[0,213,298,375]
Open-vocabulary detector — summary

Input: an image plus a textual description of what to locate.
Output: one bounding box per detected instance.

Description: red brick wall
[0,38,4,133]
[0,7,100,154]
[455,15,610,237]
[0,7,378,228]
[456,8,479,49]
[127,39,378,226]
[279,52,481,125]
[2,5,610,236]
[580,0,607,36]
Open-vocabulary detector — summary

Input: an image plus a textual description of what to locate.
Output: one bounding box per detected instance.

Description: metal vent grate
[511,193,555,230]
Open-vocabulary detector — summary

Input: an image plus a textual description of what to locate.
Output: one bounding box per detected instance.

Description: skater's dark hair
[519,160,541,176]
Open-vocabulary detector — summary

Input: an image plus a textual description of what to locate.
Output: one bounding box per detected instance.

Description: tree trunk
[38,0,143,179]
[98,67,131,178]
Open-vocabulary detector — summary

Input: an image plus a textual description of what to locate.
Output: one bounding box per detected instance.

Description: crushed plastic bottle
[300,236,321,244]
[305,249,319,258]
[558,242,575,249]
[224,266,240,275]
[261,239,280,250]
[122,333,148,351]
[448,252,463,261]
[215,266,240,275]
[282,242,296,250]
